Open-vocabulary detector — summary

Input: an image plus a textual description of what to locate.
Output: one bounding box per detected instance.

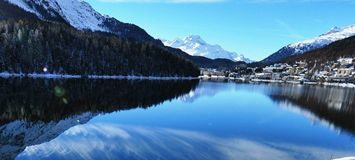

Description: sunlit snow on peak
[162,35,253,63]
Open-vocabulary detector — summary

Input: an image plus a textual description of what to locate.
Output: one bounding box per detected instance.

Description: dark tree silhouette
[0,20,200,77]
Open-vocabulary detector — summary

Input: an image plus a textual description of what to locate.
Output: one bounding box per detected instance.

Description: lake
[0,78,354,160]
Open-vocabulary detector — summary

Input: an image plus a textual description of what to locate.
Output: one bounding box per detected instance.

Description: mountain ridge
[284,35,355,65]
[163,35,253,63]
[261,25,355,64]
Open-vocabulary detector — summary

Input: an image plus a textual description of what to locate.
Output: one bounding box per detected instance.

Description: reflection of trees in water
[0,78,199,124]
[267,84,355,135]
[0,78,199,160]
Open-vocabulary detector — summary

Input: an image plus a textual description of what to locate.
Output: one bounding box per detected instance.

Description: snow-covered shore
[199,76,355,88]
[0,72,198,80]
[250,79,355,88]
[322,82,355,88]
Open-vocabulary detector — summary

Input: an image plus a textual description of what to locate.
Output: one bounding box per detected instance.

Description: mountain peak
[322,26,342,36]
[163,35,253,63]
[329,26,341,32]
[262,24,355,64]
[289,24,355,49]
[183,35,206,44]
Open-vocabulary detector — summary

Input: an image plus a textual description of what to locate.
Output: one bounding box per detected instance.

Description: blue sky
[86,0,355,61]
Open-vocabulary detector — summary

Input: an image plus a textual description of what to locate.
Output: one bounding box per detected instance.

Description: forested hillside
[0,20,200,77]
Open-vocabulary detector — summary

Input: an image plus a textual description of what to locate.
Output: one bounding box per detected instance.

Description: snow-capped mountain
[3,0,158,44]
[7,0,105,31]
[262,25,355,64]
[162,35,253,63]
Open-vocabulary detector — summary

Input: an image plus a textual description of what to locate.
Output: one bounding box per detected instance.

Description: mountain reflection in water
[0,80,354,160]
[265,84,355,134]
[0,78,198,160]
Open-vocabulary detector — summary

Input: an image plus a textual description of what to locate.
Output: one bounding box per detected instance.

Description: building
[337,66,354,77]
[337,58,354,66]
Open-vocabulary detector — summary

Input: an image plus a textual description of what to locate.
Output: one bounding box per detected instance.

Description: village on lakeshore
[200,57,355,87]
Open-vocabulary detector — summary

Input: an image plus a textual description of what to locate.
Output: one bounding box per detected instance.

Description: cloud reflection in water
[17,123,354,160]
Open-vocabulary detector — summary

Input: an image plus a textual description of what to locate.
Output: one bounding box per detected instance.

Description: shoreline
[0,72,199,80]
[199,76,355,88]
[250,79,355,88]
[2,72,354,88]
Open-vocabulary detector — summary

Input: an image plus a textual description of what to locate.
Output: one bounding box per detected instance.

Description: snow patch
[53,0,107,32]
[6,0,41,17]
[6,0,108,32]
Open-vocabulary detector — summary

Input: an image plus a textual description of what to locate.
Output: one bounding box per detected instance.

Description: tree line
[0,19,200,77]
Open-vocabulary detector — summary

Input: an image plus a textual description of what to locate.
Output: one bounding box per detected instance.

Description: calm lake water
[0,78,354,160]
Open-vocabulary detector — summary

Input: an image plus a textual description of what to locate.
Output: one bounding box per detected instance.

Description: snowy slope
[163,35,253,63]
[6,0,37,15]
[262,25,355,64]
[289,25,355,53]
[4,0,157,43]
[6,0,107,32]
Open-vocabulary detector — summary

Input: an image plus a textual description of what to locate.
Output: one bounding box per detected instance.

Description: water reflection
[260,84,355,135]
[0,78,198,160]
[179,81,233,102]
[1,79,355,160]
[180,82,355,136]
[17,124,354,160]
[261,83,355,111]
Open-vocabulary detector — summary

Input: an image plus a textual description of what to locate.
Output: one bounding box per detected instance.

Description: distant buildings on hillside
[201,57,355,84]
